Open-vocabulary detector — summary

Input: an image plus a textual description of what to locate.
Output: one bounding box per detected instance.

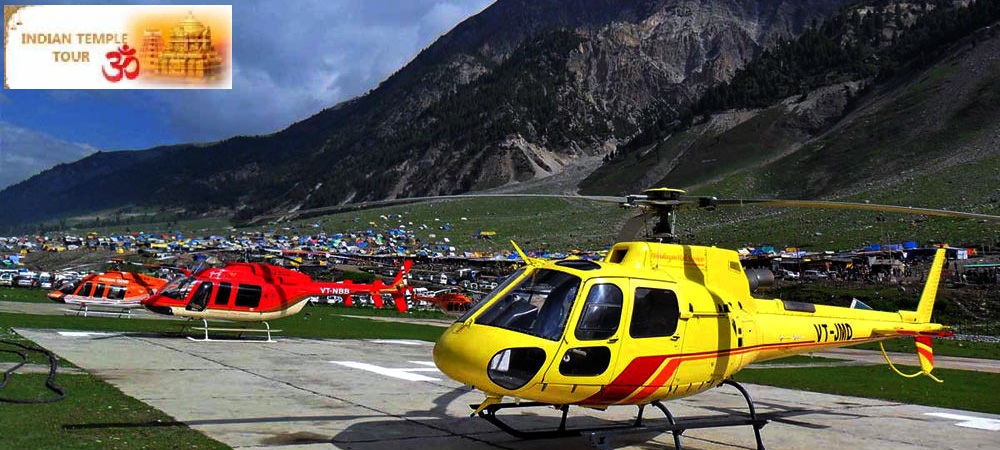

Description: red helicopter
[140,259,414,341]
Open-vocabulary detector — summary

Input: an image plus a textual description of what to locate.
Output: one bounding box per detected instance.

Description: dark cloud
[157,0,495,141]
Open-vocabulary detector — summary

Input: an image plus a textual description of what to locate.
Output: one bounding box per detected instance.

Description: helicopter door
[602,281,685,403]
[542,280,625,387]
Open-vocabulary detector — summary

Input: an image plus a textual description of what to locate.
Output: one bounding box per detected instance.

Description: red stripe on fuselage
[576,336,891,406]
[583,355,666,404]
[626,358,682,404]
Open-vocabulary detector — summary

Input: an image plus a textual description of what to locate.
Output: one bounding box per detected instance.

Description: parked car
[15,272,38,288]
[0,271,15,286]
[802,269,828,280]
[38,272,53,289]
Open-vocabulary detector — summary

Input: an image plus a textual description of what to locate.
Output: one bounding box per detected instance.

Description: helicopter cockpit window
[575,283,623,341]
[77,282,94,296]
[630,288,680,338]
[94,283,108,298]
[160,277,195,300]
[58,279,80,294]
[477,269,580,341]
[458,268,525,323]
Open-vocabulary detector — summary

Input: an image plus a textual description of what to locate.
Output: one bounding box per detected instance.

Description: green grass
[41,209,235,238]
[1,287,52,304]
[752,355,845,365]
[734,364,1000,414]
[315,304,450,320]
[0,373,228,450]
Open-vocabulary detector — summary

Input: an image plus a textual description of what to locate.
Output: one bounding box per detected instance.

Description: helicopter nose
[434,323,548,392]
[433,324,480,387]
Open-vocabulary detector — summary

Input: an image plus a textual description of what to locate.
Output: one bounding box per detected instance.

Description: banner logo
[4,5,232,89]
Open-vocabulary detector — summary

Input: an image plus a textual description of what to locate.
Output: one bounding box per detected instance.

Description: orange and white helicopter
[47,260,191,316]
[264,188,999,448]
[140,259,414,341]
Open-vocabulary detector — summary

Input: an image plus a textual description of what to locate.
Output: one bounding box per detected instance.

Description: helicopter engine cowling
[745,268,775,292]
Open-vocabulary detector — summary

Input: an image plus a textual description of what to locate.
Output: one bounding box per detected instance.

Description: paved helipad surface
[17,328,1000,450]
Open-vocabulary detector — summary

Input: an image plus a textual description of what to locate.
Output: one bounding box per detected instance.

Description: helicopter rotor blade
[244,186,1000,243]
[695,198,1000,221]
[248,193,629,225]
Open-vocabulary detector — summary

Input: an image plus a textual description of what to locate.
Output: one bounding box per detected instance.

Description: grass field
[851,338,1000,360]
[1,287,51,304]
[0,373,229,450]
[684,154,1000,250]
[734,364,1000,414]
[751,355,846,365]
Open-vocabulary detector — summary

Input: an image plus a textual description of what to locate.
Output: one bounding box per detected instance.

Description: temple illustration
[139,11,223,81]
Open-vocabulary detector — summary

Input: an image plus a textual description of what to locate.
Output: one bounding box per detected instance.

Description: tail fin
[391,290,409,313]
[391,260,413,287]
[388,260,413,313]
[915,248,946,323]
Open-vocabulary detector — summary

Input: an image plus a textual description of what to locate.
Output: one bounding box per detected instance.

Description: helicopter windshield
[476,269,580,341]
[457,268,525,323]
[159,277,195,300]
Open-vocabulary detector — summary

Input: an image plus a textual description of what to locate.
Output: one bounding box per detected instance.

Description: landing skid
[473,379,767,450]
[185,318,280,342]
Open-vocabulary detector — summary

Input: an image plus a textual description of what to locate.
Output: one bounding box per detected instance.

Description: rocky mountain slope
[583,0,1000,215]
[579,1,1000,248]
[0,0,850,228]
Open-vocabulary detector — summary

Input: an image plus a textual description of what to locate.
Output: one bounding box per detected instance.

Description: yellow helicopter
[425,188,999,449]
[252,187,999,449]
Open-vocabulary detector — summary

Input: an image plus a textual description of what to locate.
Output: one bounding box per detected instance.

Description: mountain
[0,122,97,190]
[583,0,1000,202]
[0,0,852,227]
[581,0,1000,247]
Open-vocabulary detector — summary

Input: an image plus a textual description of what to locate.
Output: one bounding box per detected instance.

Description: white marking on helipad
[367,339,427,346]
[57,331,114,338]
[925,413,1000,431]
[331,361,441,382]
[409,360,436,367]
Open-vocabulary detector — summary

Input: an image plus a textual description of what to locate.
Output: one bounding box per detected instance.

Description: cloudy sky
[0,0,494,151]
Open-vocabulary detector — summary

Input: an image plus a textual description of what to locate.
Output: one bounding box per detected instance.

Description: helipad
[17,328,999,450]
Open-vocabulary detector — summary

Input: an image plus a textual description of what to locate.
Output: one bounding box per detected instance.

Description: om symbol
[102,44,140,82]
